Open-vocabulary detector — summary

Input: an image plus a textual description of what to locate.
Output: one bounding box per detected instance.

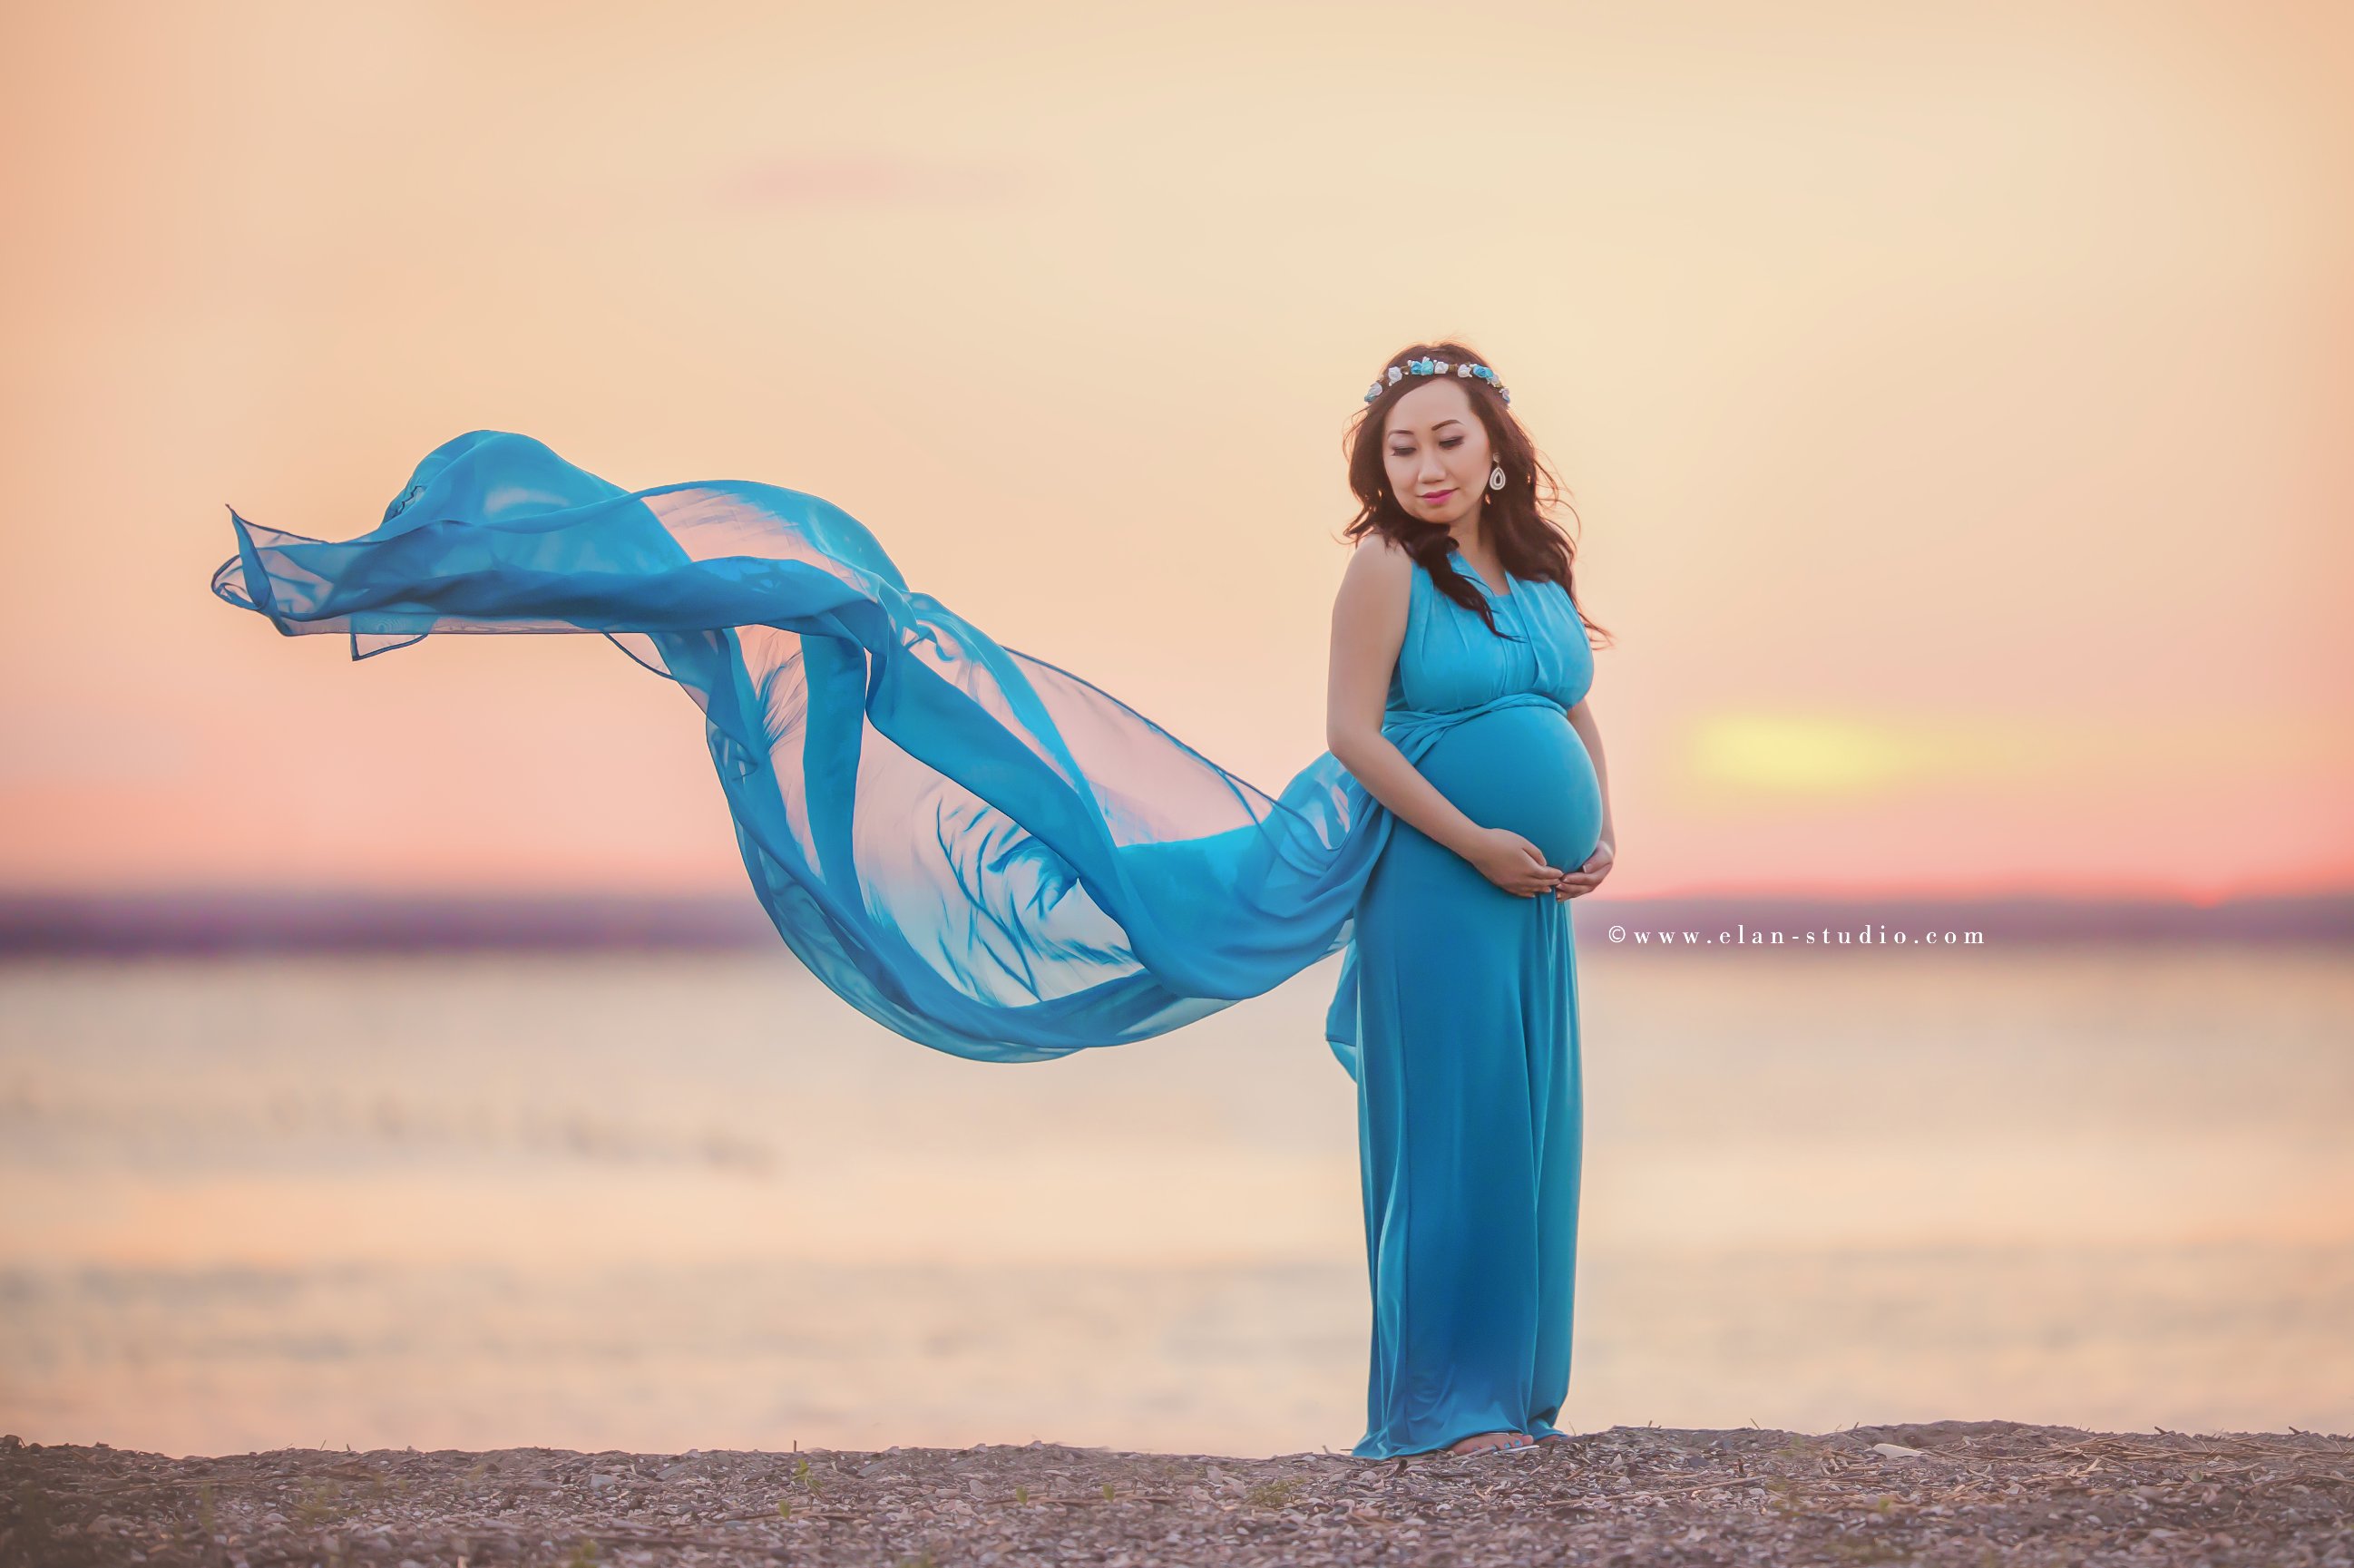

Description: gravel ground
[4,1420,2349,1566]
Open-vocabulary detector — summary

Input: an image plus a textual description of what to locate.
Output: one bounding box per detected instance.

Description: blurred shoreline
[2,888,2349,955]
[6,927,2348,1457]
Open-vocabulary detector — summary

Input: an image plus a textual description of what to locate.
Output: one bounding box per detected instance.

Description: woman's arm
[1325,536,1566,897]
[1552,696,1617,900]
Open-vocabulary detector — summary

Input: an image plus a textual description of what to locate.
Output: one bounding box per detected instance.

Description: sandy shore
[4,1421,2348,1566]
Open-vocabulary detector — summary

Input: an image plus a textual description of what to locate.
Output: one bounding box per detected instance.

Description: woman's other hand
[1463,827,1565,897]
[1553,838,1615,900]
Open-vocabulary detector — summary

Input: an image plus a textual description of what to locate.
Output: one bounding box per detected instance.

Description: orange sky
[1,1,2348,901]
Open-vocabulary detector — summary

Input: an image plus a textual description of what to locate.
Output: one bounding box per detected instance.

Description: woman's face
[1382,377,1494,531]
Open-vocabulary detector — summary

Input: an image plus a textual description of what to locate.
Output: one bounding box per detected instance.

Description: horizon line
[1,887,2347,955]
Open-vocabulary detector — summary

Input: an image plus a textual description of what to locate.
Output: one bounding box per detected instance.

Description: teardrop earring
[1488,461,1507,492]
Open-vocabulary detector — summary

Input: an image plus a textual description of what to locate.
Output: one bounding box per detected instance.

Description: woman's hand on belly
[1552,836,1616,901]
[1463,825,1568,898]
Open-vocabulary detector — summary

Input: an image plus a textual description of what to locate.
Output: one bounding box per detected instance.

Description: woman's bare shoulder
[1343,531,1414,582]
[1333,531,1413,628]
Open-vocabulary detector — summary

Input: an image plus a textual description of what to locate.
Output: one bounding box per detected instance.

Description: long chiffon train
[208,429,1572,1079]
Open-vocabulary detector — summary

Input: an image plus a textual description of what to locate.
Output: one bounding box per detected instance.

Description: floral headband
[1363,355,1511,405]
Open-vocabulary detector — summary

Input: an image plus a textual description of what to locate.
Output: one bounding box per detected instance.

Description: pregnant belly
[1413,705,1603,872]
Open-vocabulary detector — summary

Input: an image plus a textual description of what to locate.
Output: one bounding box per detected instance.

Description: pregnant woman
[210,338,1615,1461]
[1325,344,1616,1456]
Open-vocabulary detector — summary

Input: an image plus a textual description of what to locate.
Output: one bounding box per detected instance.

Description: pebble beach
[6,1420,2349,1567]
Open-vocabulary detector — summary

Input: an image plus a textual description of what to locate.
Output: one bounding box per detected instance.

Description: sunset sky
[2,1,2347,901]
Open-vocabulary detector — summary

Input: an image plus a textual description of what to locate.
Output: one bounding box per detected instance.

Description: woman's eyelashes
[1388,438,1466,458]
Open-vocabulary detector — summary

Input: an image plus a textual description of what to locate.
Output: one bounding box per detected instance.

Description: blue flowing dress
[1338,543,1601,1457]
[208,429,1601,1456]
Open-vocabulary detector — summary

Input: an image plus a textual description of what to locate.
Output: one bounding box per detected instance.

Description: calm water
[1,940,2349,1457]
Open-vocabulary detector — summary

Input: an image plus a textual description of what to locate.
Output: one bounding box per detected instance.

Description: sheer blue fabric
[208,430,1558,1077]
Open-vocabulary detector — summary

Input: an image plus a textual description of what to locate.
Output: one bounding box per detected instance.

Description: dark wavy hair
[1341,339,1608,647]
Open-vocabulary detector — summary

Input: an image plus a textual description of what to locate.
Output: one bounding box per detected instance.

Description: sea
[2,934,2349,1458]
